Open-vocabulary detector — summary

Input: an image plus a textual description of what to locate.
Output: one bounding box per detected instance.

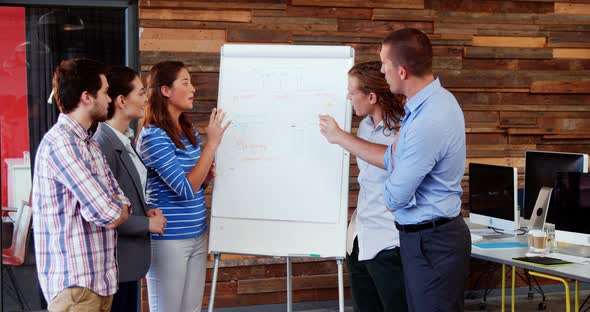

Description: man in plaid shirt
[31,58,130,311]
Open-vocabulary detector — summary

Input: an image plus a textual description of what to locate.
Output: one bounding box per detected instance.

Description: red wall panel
[0,6,30,207]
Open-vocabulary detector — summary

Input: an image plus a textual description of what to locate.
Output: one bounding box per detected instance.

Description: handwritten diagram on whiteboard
[212,46,353,224]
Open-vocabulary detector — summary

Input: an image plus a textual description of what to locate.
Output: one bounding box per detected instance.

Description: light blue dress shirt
[383,78,466,225]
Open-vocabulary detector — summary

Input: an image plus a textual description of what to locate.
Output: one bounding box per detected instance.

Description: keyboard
[470,234,483,243]
[549,252,590,264]
[513,256,571,265]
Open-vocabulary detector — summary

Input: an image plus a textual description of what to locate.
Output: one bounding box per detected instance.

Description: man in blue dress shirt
[380,28,471,312]
[320,28,471,312]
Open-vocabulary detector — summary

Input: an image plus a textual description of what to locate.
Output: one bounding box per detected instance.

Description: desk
[468,219,590,312]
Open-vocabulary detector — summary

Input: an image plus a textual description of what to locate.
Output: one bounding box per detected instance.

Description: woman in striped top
[137,61,230,312]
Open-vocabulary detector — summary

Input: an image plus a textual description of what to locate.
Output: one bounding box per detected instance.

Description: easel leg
[208,253,221,312]
[287,256,292,312]
[337,258,344,312]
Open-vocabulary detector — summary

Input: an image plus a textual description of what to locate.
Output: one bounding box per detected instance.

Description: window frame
[0,0,139,70]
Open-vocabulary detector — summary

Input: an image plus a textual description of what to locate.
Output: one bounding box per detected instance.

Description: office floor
[464,289,590,312]
[4,284,589,311]
[292,292,590,312]
[214,286,590,312]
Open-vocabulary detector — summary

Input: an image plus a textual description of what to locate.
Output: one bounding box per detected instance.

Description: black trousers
[110,280,140,312]
[346,238,408,312]
[399,216,471,312]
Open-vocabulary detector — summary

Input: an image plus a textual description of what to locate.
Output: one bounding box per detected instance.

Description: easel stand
[207,252,345,312]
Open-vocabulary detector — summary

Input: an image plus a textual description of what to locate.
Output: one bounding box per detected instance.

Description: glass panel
[25,6,127,166]
[1,4,128,310]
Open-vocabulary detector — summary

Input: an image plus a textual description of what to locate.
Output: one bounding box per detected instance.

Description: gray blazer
[94,122,150,283]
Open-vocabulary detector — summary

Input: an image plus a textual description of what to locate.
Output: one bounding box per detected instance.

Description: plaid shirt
[31,114,131,301]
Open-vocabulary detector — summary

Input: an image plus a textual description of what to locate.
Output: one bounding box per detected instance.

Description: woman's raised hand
[206,108,231,148]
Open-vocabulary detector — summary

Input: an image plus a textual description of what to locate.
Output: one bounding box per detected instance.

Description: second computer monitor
[524,150,588,221]
[469,163,518,233]
[547,172,590,246]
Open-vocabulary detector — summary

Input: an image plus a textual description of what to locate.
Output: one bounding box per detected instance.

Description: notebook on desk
[513,256,572,265]
[473,242,528,249]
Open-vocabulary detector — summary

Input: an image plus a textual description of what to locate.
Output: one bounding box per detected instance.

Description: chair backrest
[5,199,32,264]
[6,200,25,248]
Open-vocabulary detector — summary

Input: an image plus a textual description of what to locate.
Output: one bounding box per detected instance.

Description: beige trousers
[48,287,113,312]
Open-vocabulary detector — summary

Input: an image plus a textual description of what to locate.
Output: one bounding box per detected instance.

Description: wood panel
[554,3,590,14]
[227,29,291,42]
[190,72,219,100]
[436,70,532,88]
[434,22,542,35]
[462,104,589,112]
[140,18,337,32]
[290,0,424,9]
[139,0,286,10]
[238,273,349,294]
[138,1,590,309]
[464,47,553,59]
[553,48,590,58]
[530,79,590,93]
[462,59,590,70]
[140,28,225,52]
[548,32,590,47]
[467,144,536,158]
[434,11,537,24]
[536,13,590,25]
[430,0,555,13]
[202,287,348,308]
[372,9,434,21]
[286,6,372,19]
[140,8,252,23]
[472,36,546,48]
[454,92,590,105]
[337,19,433,33]
[140,51,220,72]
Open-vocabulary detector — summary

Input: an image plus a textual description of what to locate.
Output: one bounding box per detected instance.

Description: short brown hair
[52,58,106,114]
[382,28,433,77]
[348,61,405,132]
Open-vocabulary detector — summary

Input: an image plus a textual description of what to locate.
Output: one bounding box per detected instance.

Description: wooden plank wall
[138,0,590,309]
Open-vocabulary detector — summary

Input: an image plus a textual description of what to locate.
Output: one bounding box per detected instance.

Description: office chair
[2,199,33,310]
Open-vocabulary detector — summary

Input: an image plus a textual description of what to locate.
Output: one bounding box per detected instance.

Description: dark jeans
[399,216,471,312]
[110,280,140,312]
[346,238,408,312]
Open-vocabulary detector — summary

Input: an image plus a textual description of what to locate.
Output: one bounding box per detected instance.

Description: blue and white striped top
[137,126,207,240]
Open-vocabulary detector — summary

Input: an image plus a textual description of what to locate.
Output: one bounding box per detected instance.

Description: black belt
[395,215,460,233]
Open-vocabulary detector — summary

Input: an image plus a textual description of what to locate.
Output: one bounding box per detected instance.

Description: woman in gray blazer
[94,66,167,312]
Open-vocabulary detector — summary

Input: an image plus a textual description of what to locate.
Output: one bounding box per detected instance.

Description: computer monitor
[523,151,588,221]
[547,172,590,246]
[469,163,518,233]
